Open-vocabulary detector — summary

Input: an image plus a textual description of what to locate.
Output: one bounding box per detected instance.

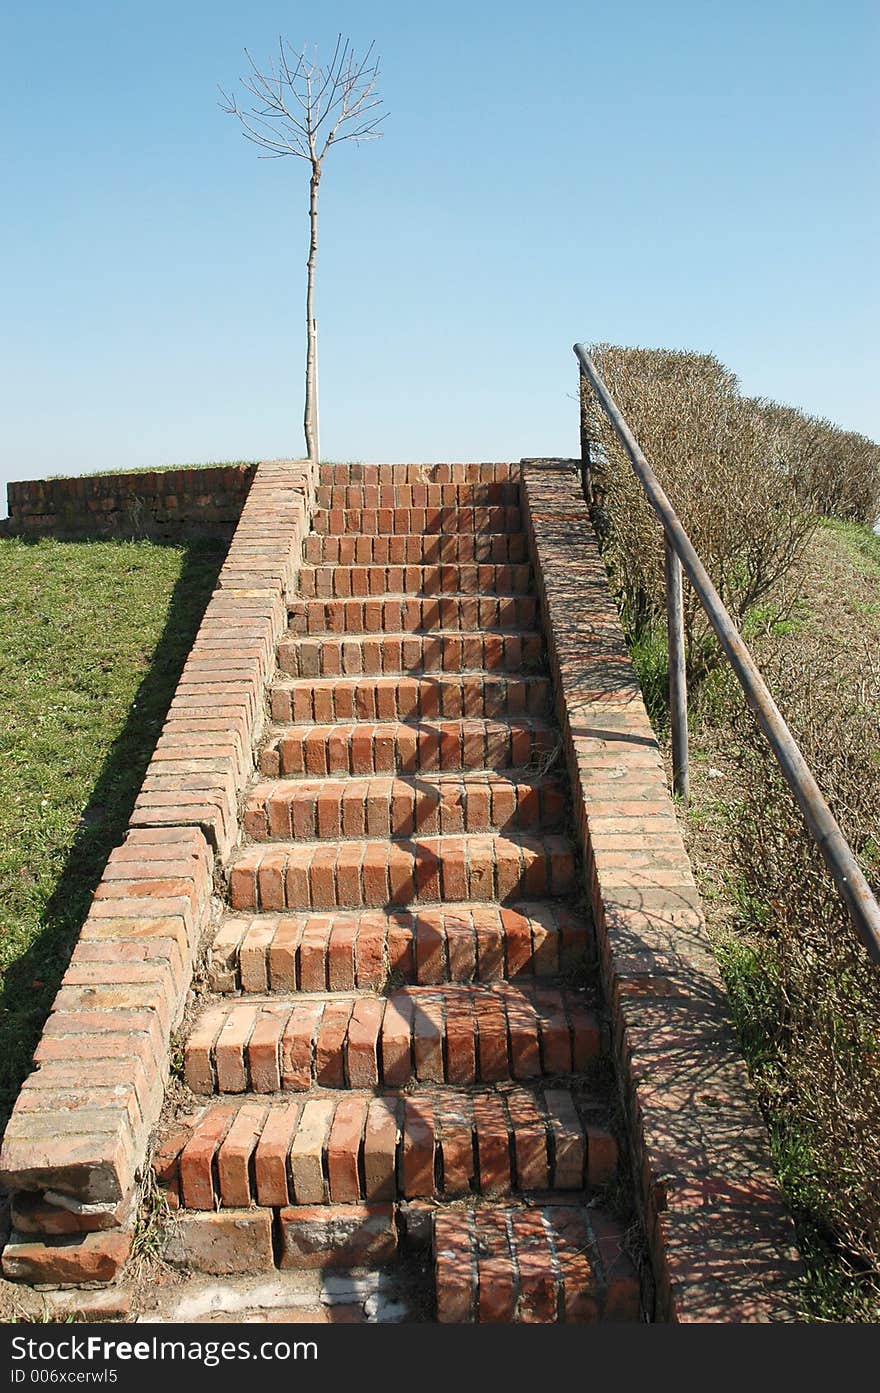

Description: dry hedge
[580,341,880,1314]
[727,635,880,1308]
[581,344,880,679]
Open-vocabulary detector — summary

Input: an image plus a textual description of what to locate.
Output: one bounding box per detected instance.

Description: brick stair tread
[268,673,552,724]
[296,562,533,598]
[302,534,530,566]
[228,832,576,911]
[433,1203,640,1322]
[259,718,560,780]
[317,463,519,484]
[183,982,599,1095]
[208,901,592,993]
[311,507,523,536]
[242,771,567,842]
[153,1083,616,1210]
[276,628,544,680]
[287,594,538,635]
[315,483,521,509]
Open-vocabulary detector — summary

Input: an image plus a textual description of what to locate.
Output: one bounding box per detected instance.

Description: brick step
[276,630,544,679]
[302,533,529,566]
[153,1084,616,1211]
[317,463,519,486]
[228,833,576,912]
[183,984,600,1096]
[268,674,552,725]
[259,718,559,779]
[208,903,591,995]
[243,773,568,843]
[315,482,520,510]
[288,594,539,636]
[312,506,522,537]
[297,563,533,599]
[433,1204,640,1322]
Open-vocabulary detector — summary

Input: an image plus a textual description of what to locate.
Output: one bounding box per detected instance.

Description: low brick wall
[521,460,802,1322]
[0,459,316,1287]
[4,465,257,541]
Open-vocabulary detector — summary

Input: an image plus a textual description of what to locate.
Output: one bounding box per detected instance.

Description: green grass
[819,516,880,576]
[41,459,258,482]
[0,535,226,1129]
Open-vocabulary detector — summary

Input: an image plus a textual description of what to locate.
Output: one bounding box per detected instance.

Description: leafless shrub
[727,634,880,1297]
[582,345,818,680]
[758,399,880,525]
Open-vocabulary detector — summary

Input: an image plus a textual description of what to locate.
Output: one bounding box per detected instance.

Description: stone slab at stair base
[0,460,317,1288]
[521,460,803,1322]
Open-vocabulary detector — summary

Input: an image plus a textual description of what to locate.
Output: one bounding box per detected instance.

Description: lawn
[0,535,226,1131]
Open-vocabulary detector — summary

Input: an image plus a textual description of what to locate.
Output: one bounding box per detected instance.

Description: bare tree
[221,36,385,462]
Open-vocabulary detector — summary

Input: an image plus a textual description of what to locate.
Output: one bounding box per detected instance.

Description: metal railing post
[579,378,592,506]
[664,537,690,802]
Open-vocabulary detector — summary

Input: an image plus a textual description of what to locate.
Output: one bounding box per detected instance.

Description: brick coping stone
[521,460,803,1323]
[0,459,317,1287]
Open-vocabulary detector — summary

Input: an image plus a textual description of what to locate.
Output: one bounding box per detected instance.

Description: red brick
[510,1209,557,1321]
[355,912,386,988]
[2,1227,133,1286]
[278,1204,396,1269]
[179,1105,237,1209]
[254,1102,301,1206]
[281,1000,324,1091]
[473,908,504,979]
[412,992,445,1082]
[248,1008,286,1092]
[437,1098,474,1196]
[475,1210,517,1322]
[314,998,354,1088]
[328,917,357,989]
[363,1096,399,1201]
[435,1212,476,1322]
[474,992,508,1081]
[269,917,303,991]
[505,1090,549,1189]
[164,1209,274,1275]
[327,1097,368,1203]
[217,1102,267,1206]
[472,1093,511,1194]
[402,1097,435,1197]
[445,992,477,1083]
[215,1007,255,1092]
[381,994,414,1085]
[298,915,332,991]
[347,997,385,1087]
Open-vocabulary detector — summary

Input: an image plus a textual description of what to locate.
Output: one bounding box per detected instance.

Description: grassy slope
[664,519,880,1320]
[0,536,225,1130]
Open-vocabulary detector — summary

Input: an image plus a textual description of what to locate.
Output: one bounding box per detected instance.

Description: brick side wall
[4,466,257,541]
[0,459,316,1287]
[522,460,802,1322]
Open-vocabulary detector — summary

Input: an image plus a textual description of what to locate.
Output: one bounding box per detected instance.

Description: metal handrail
[573,341,880,966]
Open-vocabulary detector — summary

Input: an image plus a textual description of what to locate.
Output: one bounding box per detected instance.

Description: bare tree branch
[220,35,385,461]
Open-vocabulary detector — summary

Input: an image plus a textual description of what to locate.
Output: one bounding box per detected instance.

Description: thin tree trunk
[304,165,320,463]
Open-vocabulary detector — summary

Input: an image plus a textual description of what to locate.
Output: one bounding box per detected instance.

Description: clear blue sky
[2,1,877,512]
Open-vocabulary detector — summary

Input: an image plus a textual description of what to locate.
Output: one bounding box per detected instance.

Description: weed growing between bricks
[0,535,227,1133]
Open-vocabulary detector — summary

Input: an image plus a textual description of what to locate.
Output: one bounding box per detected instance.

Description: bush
[757,400,880,526]
[726,634,880,1312]
[581,344,819,681]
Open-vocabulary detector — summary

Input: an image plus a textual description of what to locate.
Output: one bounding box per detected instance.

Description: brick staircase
[152,463,640,1322]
